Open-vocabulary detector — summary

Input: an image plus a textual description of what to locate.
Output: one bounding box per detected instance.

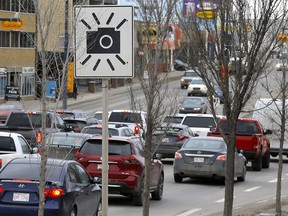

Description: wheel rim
[158,174,164,196]
[97,202,102,216]
[71,208,76,216]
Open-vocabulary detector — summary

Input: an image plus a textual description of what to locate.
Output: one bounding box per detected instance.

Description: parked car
[187,77,208,96]
[74,136,164,206]
[180,69,200,89]
[47,132,93,160]
[173,137,247,183]
[81,123,136,137]
[64,117,100,132]
[0,103,23,124]
[0,158,102,216]
[179,96,208,114]
[163,113,186,124]
[174,59,189,71]
[152,123,198,158]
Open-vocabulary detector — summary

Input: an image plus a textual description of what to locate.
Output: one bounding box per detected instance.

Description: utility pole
[62,0,69,109]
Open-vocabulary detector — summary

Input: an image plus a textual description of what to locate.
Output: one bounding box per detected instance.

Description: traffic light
[1,19,24,30]
[67,62,75,93]
[277,34,288,43]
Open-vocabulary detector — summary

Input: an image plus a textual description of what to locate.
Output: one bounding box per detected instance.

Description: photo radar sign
[74,6,134,78]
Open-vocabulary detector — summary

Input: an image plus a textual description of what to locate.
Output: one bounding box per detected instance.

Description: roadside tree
[176,0,288,215]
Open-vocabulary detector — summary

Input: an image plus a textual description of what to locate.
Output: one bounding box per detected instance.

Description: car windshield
[80,140,131,156]
[191,79,204,84]
[64,120,87,129]
[183,98,202,106]
[0,163,63,182]
[7,113,51,127]
[183,139,226,150]
[182,116,216,128]
[219,121,258,135]
[184,71,198,77]
[50,135,86,147]
[82,127,119,136]
[163,116,184,124]
[109,112,142,124]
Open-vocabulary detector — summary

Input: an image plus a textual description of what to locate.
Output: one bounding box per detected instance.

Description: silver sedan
[173,137,247,183]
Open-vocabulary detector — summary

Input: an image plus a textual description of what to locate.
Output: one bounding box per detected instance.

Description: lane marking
[245,186,261,192]
[255,199,269,204]
[268,178,283,183]
[215,196,236,203]
[176,208,202,216]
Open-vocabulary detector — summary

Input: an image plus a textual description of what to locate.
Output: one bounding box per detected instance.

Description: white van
[252,98,288,157]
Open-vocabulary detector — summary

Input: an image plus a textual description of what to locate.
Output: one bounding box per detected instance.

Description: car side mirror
[31,147,38,154]
[194,133,199,137]
[93,177,102,184]
[154,153,162,160]
[264,129,273,135]
[65,125,74,132]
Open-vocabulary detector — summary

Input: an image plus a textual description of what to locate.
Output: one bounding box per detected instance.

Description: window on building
[0,76,7,97]
[20,0,35,13]
[20,32,35,48]
[21,73,34,96]
[11,32,20,47]
[11,0,20,12]
[0,1,11,10]
[0,31,10,47]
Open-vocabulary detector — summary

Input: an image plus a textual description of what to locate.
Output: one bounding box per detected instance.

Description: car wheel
[151,173,164,200]
[252,154,262,171]
[181,85,184,89]
[70,207,77,216]
[133,180,144,206]
[174,174,183,183]
[270,152,278,157]
[187,93,191,96]
[262,150,270,169]
[94,200,102,216]
[237,163,246,182]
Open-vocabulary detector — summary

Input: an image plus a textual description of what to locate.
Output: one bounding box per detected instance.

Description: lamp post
[62,0,69,109]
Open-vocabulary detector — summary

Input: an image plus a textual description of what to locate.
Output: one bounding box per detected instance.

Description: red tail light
[177,135,187,142]
[36,132,42,143]
[123,155,140,164]
[252,135,260,149]
[216,155,226,161]
[0,159,2,169]
[44,188,64,198]
[175,152,182,159]
[0,187,3,193]
[134,125,140,135]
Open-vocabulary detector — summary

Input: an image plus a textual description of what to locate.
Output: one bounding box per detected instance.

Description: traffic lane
[107,160,288,216]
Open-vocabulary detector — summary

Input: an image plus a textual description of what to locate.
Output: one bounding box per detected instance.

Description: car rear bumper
[0,205,65,216]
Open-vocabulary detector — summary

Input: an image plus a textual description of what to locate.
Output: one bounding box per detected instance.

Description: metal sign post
[74,6,134,216]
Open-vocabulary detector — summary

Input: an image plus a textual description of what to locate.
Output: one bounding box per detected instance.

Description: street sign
[74,6,134,78]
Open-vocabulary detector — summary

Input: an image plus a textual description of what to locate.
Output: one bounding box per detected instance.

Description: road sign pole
[102,78,109,216]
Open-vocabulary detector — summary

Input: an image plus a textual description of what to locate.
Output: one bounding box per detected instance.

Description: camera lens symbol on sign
[87,28,120,54]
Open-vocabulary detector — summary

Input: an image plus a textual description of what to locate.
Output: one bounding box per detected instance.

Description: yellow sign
[67,62,75,93]
[277,34,288,43]
[1,19,24,30]
[141,23,157,45]
[196,10,217,19]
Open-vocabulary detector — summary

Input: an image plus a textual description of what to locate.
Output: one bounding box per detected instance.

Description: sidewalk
[21,70,183,111]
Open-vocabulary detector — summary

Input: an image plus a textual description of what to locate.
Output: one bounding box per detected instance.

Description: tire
[187,93,191,96]
[70,207,77,216]
[262,150,270,169]
[151,173,164,200]
[270,152,278,157]
[174,174,183,183]
[181,85,184,89]
[252,154,262,171]
[237,163,246,182]
[94,200,102,216]
[133,180,144,206]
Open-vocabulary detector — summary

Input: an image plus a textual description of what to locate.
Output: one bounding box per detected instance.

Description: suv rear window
[163,116,184,124]
[219,121,258,135]
[0,137,16,151]
[182,116,216,128]
[80,140,131,156]
[7,113,51,128]
[109,112,142,124]
[82,128,119,136]
[184,71,198,77]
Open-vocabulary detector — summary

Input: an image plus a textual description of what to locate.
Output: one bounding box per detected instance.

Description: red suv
[74,136,164,206]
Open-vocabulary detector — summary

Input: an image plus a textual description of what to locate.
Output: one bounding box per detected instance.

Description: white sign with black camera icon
[74,5,134,78]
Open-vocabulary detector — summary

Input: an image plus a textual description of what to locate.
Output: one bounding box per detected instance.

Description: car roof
[157,123,188,129]
[183,113,214,117]
[188,136,224,141]
[7,158,70,167]
[86,135,138,142]
[0,132,23,137]
[51,132,93,138]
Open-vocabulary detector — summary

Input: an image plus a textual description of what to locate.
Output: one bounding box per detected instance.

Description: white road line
[268,178,283,183]
[255,200,269,204]
[176,208,202,216]
[245,186,262,192]
[215,198,225,203]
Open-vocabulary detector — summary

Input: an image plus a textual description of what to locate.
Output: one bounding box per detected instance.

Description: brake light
[37,132,42,143]
[123,155,140,164]
[0,187,3,193]
[27,111,36,115]
[134,125,140,135]
[177,135,187,142]
[252,135,260,149]
[175,152,182,159]
[216,155,226,161]
[0,159,2,169]
[55,110,64,114]
[44,188,64,198]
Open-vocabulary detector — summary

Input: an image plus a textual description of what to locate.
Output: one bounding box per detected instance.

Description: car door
[67,164,89,216]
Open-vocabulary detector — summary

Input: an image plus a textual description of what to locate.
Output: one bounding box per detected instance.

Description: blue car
[0,158,102,216]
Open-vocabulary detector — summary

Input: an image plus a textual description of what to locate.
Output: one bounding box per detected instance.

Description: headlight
[181,78,184,82]
[180,107,184,110]
[203,86,207,91]
[194,108,201,110]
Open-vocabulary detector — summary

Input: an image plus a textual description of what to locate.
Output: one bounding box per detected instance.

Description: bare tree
[176,0,288,215]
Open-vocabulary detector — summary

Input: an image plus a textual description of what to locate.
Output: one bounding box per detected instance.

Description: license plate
[13,193,30,202]
[97,164,109,170]
[194,157,204,163]
[161,138,169,142]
